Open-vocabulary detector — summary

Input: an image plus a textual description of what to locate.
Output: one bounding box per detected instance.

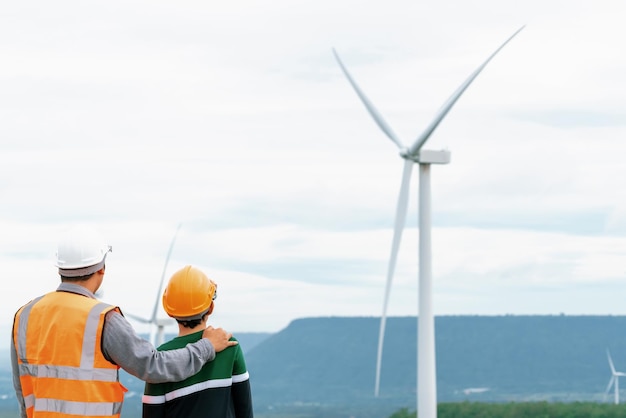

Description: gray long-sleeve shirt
[11,283,216,418]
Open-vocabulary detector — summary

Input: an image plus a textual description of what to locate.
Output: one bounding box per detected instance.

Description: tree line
[390,402,626,418]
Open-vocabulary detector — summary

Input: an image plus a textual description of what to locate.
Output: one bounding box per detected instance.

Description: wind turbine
[333,26,524,418]
[605,349,626,405]
[126,223,181,347]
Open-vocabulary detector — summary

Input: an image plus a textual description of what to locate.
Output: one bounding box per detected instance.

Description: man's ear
[208,301,214,316]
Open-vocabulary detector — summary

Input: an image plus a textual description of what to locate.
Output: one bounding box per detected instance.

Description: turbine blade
[608,349,617,374]
[408,25,525,156]
[606,376,615,395]
[375,159,413,397]
[150,223,183,323]
[332,48,406,150]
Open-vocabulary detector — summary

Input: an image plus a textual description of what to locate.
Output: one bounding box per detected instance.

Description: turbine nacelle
[156,317,175,327]
[400,149,451,165]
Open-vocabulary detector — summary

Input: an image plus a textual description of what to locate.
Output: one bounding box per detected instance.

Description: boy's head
[162,265,217,327]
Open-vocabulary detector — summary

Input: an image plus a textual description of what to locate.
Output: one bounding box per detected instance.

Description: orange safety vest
[13,291,127,418]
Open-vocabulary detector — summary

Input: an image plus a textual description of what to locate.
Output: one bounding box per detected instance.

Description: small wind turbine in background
[126,223,182,347]
[333,26,524,418]
[605,349,626,405]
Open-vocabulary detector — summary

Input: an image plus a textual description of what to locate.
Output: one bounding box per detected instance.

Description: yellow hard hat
[162,265,217,320]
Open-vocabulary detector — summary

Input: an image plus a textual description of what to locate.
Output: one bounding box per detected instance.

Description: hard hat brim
[171,306,211,322]
[58,257,106,278]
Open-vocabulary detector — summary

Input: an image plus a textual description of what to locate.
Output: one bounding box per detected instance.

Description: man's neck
[178,323,207,337]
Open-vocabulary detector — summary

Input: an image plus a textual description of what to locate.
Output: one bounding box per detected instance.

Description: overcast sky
[2,1,626,337]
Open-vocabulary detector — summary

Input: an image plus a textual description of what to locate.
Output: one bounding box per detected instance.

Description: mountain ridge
[245,315,626,408]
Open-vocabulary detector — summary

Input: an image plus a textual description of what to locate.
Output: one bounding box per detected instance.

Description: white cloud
[2,0,626,333]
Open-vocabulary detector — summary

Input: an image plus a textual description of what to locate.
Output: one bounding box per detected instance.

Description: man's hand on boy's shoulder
[203,326,238,352]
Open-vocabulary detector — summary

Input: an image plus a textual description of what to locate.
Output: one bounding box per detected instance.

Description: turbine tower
[333,26,524,418]
[126,223,181,347]
[605,349,626,405]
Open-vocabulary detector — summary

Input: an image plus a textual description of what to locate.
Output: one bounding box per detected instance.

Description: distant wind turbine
[126,223,181,347]
[333,26,524,418]
[605,349,626,405]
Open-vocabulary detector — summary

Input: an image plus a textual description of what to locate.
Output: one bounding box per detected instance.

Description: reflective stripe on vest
[14,292,125,417]
[35,398,123,416]
[18,363,119,381]
[15,295,44,364]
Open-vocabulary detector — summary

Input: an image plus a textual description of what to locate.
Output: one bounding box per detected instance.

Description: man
[143,265,253,418]
[11,225,238,418]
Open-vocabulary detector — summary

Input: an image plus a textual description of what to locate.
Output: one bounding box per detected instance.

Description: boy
[142,265,253,418]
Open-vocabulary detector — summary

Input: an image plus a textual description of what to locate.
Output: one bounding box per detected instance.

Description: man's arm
[10,329,27,418]
[102,310,235,383]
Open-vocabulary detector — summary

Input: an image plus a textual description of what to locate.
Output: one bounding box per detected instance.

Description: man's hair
[176,311,210,329]
[60,273,95,282]
[59,264,105,282]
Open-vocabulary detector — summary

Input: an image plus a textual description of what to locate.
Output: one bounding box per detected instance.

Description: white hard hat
[55,225,112,277]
